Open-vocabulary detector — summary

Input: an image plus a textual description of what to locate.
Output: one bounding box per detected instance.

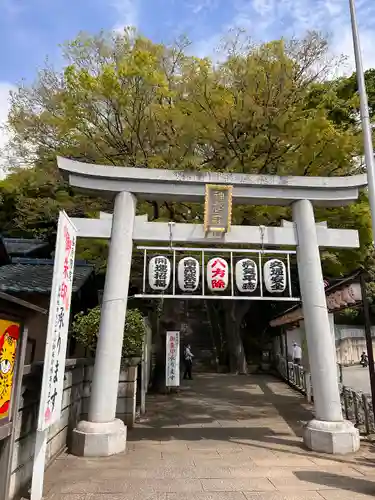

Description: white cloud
[192,0,375,73]
[188,0,217,15]
[111,0,139,32]
[331,27,375,76]
[0,82,16,179]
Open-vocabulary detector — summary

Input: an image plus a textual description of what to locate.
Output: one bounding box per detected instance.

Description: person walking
[183,344,194,380]
[360,351,368,367]
[292,342,302,365]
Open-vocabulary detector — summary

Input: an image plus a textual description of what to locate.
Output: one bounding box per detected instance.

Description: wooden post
[360,273,375,427]
[284,329,290,384]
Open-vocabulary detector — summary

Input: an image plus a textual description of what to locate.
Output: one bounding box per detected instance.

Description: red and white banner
[38,211,77,431]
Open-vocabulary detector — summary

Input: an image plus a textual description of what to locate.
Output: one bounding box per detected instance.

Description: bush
[72,306,146,358]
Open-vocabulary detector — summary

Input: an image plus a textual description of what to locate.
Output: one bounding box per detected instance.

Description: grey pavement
[44,373,375,500]
[342,365,371,394]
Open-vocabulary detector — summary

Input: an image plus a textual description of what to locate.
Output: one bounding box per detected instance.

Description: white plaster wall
[336,338,375,365]
[282,322,374,367]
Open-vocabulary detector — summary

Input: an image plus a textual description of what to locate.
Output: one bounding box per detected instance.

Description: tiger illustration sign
[0,319,20,422]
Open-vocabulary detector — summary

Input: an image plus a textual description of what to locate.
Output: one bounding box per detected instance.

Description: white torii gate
[58,156,366,456]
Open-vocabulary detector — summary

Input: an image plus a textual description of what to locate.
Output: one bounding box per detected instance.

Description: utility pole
[349,0,375,421]
[349,0,375,239]
[360,273,375,424]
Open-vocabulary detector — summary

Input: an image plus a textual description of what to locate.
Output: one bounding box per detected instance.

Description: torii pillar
[293,200,359,453]
[58,156,364,456]
[71,191,136,456]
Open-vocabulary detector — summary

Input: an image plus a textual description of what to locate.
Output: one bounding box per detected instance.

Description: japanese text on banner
[38,212,77,430]
[166,331,180,387]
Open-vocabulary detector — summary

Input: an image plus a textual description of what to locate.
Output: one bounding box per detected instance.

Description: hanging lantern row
[148,255,287,294]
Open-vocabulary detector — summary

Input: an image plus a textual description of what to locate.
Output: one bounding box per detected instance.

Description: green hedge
[72,306,146,358]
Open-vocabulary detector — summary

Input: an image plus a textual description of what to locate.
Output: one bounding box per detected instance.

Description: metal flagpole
[349,0,375,240]
[349,0,375,427]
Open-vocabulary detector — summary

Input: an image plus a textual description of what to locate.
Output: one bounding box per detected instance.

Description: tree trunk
[204,300,223,368]
[149,302,167,393]
[224,302,248,374]
[149,300,178,393]
[150,331,167,393]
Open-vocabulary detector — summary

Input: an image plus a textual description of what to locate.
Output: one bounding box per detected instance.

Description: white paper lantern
[206,257,229,292]
[148,255,171,291]
[348,283,362,302]
[263,259,286,293]
[177,257,200,292]
[235,258,258,293]
[341,285,359,305]
[326,294,340,310]
[333,290,347,307]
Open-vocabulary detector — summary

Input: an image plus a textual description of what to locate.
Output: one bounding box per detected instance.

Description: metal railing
[275,354,375,435]
[341,386,375,435]
[276,355,309,393]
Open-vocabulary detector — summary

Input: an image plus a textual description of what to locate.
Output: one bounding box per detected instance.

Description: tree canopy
[6,30,362,177]
[1,28,373,275]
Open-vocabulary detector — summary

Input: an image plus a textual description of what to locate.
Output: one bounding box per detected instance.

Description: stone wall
[81,365,138,428]
[9,359,89,499]
[8,357,141,499]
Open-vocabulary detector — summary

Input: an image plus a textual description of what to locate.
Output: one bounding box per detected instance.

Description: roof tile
[3,238,49,256]
[0,261,93,294]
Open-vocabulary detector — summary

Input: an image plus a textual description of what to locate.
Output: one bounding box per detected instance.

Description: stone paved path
[44,373,375,500]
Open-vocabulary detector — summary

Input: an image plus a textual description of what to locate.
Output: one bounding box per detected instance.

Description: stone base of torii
[57,156,365,457]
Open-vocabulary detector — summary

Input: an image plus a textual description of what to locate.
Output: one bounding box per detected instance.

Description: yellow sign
[204,184,233,233]
[0,319,20,421]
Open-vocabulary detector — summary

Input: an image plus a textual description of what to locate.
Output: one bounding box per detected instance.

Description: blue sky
[0,0,375,158]
[1,0,375,85]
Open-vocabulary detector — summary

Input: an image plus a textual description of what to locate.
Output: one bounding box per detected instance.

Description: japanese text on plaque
[204,184,232,233]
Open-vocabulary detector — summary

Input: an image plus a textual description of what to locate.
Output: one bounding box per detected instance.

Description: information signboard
[166,331,180,387]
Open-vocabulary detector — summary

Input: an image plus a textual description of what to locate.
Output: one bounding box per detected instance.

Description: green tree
[177,35,359,178]
[337,69,375,120]
[72,306,146,359]
[0,161,111,240]
[6,30,196,172]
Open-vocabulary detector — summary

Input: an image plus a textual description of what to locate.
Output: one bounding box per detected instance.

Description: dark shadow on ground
[128,373,313,452]
[128,373,375,467]
[295,470,375,495]
[135,374,313,425]
[355,450,375,468]
[129,424,296,446]
[256,377,313,437]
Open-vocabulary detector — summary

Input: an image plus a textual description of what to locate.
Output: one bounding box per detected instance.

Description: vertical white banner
[38,211,77,430]
[166,331,180,387]
[31,211,77,500]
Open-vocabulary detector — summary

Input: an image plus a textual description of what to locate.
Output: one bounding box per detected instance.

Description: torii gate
[57,156,366,456]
